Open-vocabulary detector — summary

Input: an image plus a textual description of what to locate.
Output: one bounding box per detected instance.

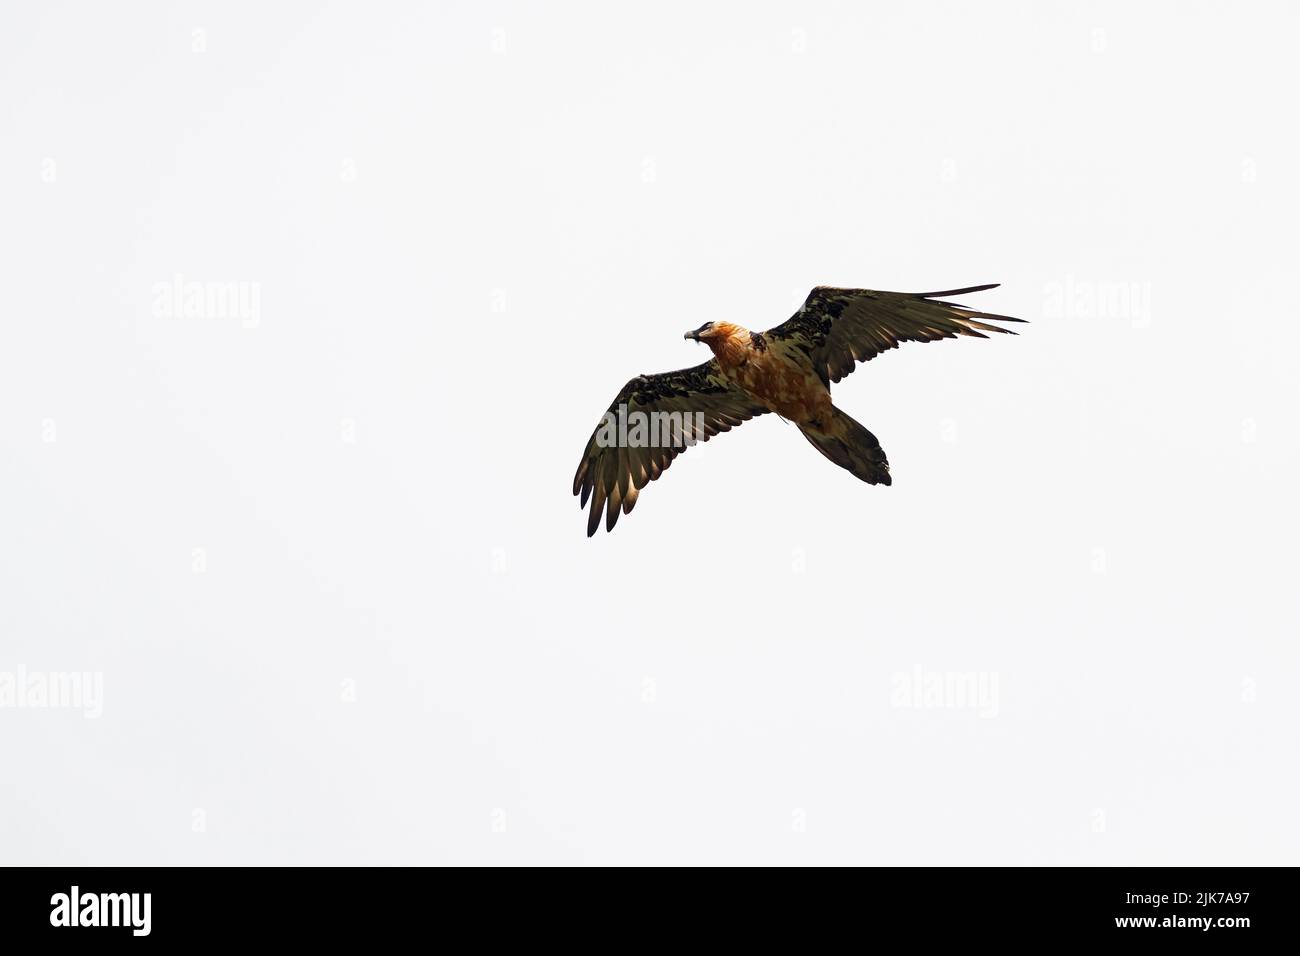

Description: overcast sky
[1,0,1297,864]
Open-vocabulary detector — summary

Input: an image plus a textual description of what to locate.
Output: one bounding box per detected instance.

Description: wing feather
[767,284,1024,384]
[573,360,767,535]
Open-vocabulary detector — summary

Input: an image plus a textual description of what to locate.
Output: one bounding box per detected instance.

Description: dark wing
[766,284,1025,385]
[573,361,768,535]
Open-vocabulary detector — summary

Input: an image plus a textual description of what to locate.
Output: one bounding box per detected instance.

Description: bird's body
[574,283,1023,535]
[706,324,831,424]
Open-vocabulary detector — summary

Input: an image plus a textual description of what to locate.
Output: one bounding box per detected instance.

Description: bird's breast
[724,350,830,424]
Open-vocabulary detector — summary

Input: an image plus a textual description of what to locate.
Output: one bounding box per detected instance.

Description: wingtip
[920,282,1000,298]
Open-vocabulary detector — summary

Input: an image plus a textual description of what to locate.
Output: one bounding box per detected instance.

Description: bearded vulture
[573,283,1024,535]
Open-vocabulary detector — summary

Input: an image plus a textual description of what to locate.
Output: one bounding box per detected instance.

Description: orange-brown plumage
[696,322,832,424]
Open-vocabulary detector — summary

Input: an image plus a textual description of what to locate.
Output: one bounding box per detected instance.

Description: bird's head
[684,321,743,343]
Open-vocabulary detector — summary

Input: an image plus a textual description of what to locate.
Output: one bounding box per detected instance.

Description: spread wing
[767,283,1025,385]
[573,361,768,535]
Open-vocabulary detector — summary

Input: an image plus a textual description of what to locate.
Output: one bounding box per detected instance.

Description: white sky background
[1,1,1297,864]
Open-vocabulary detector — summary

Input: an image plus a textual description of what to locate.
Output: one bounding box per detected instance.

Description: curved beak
[684,330,699,341]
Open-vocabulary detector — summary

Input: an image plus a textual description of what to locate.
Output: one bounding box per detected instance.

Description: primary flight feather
[573,283,1024,535]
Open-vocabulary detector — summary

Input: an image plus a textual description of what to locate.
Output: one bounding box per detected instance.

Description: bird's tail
[798,406,892,485]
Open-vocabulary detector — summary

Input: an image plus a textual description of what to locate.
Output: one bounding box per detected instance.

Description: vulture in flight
[573,284,1024,535]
